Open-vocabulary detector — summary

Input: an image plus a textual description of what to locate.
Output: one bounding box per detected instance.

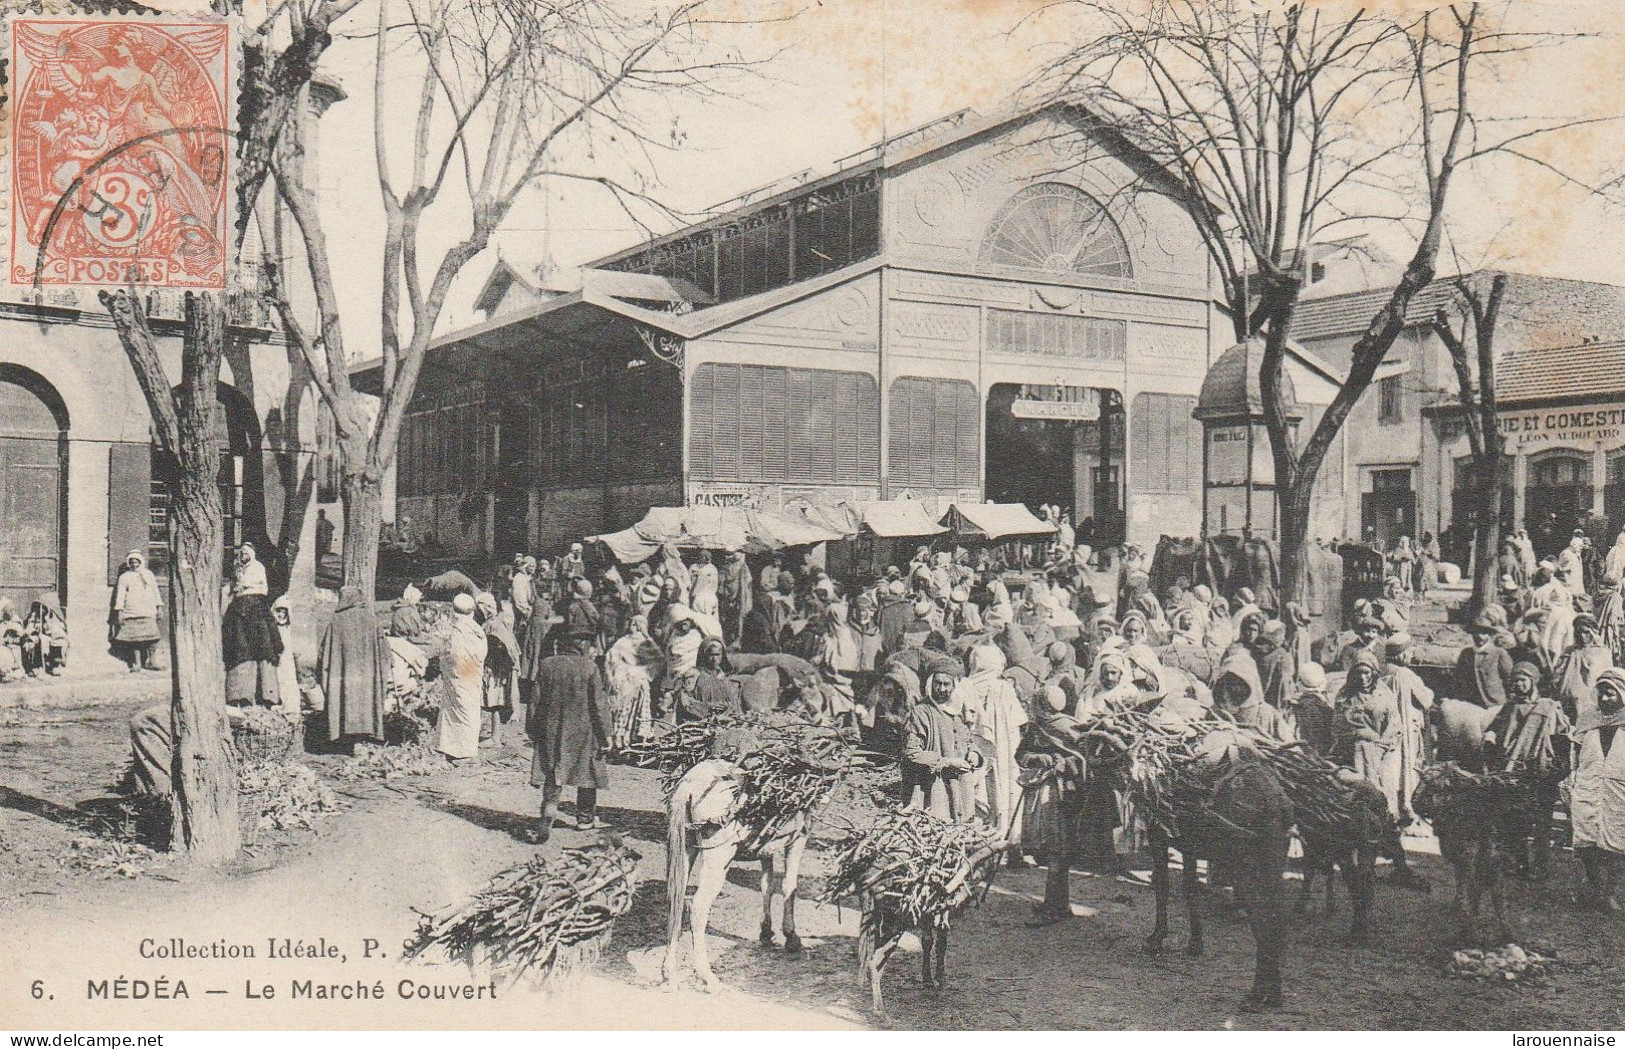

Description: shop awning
[860,500,948,538]
[587,505,845,563]
[795,502,863,538]
[789,499,948,539]
[939,502,1056,541]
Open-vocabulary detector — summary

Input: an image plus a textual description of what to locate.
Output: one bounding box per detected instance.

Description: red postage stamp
[9,18,232,289]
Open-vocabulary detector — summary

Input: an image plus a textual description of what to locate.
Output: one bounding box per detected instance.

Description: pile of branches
[334,684,445,781]
[334,741,447,781]
[1414,761,1536,835]
[821,809,1005,928]
[239,760,344,833]
[61,836,161,879]
[1253,740,1392,847]
[1062,709,1383,843]
[386,681,440,746]
[405,839,640,990]
[619,711,852,849]
[615,719,717,779]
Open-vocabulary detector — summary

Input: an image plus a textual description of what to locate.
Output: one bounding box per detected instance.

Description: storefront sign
[1010,384,1104,421]
[692,489,758,508]
[1497,405,1625,446]
[1011,399,1101,421]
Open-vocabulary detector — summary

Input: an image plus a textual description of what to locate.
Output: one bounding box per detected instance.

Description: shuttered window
[888,377,980,488]
[986,310,1126,361]
[108,443,151,584]
[689,363,879,484]
[1129,393,1200,493]
[398,384,489,497]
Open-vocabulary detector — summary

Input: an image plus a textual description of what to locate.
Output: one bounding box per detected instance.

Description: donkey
[1295,774,1405,943]
[662,755,809,990]
[1143,760,1295,1011]
[1422,701,1511,943]
[854,842,1003,1013]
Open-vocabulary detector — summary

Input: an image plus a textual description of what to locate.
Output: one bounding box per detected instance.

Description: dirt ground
[2,695,1622,1032]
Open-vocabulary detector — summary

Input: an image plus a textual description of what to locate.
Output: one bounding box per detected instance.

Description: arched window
[979,183,1132,278]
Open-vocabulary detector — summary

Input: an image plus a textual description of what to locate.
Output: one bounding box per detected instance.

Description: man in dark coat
[1457,614,1513,707]
[318,585,389,750]
[527,638,611,842]
[738,605,782,654]
[876,579,914,657]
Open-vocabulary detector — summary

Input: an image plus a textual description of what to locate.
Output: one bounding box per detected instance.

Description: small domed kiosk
[1195,338,1303,537]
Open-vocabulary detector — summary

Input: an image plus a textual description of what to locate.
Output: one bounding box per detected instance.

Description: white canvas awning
[587,505,845,563]
[939,502,1056,541]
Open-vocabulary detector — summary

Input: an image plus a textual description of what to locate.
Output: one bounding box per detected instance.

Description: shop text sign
[1011,398,1101,421]
[1497,405,1625,446]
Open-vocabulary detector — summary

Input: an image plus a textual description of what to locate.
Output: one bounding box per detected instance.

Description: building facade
[381,105,1228,558]
[1292,256,1625,561]
[0,285,327,672]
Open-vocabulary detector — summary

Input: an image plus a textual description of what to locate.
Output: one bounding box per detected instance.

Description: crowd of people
[115,519,1625,918]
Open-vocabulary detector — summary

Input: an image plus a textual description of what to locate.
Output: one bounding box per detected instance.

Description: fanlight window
[979,183,1132,278]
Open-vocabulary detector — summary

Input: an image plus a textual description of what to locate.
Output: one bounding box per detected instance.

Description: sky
[214,0,1625,357]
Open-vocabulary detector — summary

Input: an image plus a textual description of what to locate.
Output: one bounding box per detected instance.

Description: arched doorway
[1526,449,1593,559]
[0,365,68,611]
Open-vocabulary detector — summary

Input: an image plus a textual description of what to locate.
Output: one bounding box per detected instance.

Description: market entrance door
[0,367,67,611]
[1361,467,1415,550]
[984,384,1123,545]
[1527,450,1593,558]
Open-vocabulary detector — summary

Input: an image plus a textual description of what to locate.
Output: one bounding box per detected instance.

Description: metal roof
[1195,339,1304,419]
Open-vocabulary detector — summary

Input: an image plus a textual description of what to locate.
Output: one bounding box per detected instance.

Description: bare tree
[92,0,359,863]
[101,292,236,861]
[268,0,774,596]
[1029,0,1612,603]
[1433,272,1507,619]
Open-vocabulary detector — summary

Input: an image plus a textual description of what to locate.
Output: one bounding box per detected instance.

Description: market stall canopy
[860,500,948,538]
[587,506,845,563]
[795,502,862,538]
[939,502,1056,541]
[791,499,947,540]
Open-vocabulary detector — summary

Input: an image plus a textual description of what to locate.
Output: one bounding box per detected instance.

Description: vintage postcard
[1,0,1622,1037]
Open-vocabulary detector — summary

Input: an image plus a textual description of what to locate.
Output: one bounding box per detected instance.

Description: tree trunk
[1278,488,1313,613]
[341,468,384,597]
[1470,454,1504,621]
[167,295,239,863]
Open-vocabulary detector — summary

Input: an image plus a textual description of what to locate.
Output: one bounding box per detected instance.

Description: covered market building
[365,103,1230,562]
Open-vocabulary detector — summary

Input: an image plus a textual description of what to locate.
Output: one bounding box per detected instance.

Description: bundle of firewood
[238,759,343,835]
[821,809,1005,927]
[1414,761,1535,832]
[1068,709,1382,842]
[619,711,851,848]
[405,839,640,989]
